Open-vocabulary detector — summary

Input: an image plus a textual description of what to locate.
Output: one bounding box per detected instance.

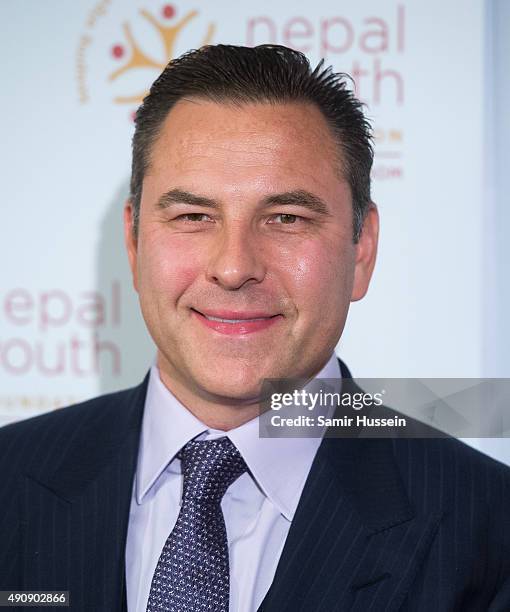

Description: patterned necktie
[146,437,248,612]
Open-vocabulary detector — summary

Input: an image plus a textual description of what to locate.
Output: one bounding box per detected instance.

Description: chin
[201,381,263,404]
[195,366,266,402]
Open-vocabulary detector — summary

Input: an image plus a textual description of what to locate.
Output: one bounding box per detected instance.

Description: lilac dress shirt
[125,353,341,612]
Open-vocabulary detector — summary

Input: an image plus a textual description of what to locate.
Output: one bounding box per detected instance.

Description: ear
[351,203,379,302]
[123,201,139,292]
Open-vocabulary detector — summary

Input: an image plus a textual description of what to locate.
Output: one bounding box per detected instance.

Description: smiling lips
[191,308,282,335]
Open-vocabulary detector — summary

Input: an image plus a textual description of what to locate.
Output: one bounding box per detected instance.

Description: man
[0,44,509,611]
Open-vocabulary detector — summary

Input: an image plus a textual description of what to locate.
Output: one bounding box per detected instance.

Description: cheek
[282,240,352,304]
[137,235,201,299]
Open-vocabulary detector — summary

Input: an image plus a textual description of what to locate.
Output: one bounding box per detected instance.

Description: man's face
[125,100,378,403]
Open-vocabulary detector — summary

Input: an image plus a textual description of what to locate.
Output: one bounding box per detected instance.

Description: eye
[268,213,303,225]
[174,213,213,222]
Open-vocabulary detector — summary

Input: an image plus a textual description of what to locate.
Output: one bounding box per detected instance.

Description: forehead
[146,99,344,190]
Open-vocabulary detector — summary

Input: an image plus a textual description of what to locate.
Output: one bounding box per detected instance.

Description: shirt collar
[136,354,342,521]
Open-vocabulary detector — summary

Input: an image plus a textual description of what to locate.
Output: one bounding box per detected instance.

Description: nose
[205,221,266,290]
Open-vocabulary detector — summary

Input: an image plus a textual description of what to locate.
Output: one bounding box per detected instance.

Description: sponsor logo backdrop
[2,1,507,463]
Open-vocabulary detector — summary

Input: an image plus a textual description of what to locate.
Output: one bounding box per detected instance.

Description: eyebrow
[156,188,331,216]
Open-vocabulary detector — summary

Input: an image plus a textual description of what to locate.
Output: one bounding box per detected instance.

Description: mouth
[190,308,283,335]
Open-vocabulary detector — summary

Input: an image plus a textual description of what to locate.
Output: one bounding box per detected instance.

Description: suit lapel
[258,362,443,612]
[22,376,148,612]
[19,360,443,611]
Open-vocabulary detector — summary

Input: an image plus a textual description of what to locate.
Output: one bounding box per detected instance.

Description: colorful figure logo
[108,4,215,105]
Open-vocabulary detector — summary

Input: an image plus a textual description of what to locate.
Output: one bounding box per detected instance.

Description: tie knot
[180,437,247,504]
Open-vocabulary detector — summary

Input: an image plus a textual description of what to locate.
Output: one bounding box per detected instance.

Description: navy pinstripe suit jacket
[1,361,510,611]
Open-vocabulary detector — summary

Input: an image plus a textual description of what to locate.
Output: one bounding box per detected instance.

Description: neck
[156,357,262,431]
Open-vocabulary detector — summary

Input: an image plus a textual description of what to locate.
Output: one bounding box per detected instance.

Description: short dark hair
[130,44,373,242]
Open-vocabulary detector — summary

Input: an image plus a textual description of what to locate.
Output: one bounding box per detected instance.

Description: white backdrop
[1,0,508,463]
